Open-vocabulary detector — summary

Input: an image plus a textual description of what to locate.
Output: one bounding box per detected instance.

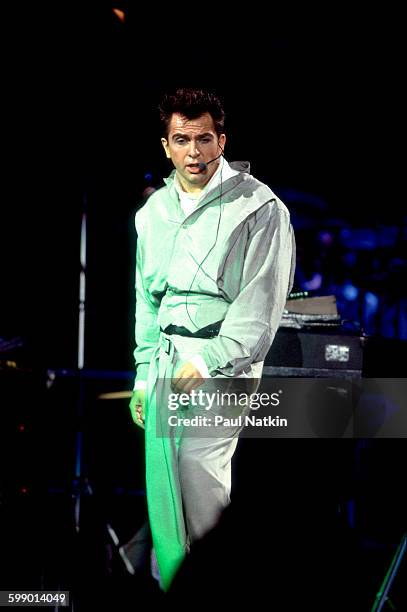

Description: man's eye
[175,138,186,144]
[199,138,211,144]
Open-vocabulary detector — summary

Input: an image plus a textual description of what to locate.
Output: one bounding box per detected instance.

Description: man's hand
[171,361,204,394]
[129,389,146,429]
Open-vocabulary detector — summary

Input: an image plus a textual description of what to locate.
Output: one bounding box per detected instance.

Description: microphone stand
[71,192,137,589]
[73,194,90,533]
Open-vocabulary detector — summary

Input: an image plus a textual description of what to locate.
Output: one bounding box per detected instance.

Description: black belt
[161,320,223,339]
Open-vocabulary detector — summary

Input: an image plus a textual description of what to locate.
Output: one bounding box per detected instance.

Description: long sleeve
[133,236,161,385]
[199,203,295,376]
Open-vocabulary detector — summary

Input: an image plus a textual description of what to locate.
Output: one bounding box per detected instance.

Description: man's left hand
[171,362,204,394]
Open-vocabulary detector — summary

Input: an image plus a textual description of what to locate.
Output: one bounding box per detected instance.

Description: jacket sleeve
[199,204,295,376]
[133,235,161,386]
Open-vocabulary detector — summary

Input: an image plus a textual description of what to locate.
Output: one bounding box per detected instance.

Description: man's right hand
[129,389,146,429]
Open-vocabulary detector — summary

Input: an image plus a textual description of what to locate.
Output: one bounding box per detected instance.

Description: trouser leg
[146,332,262,585]
[169,335,261,544]
[178,435,239,541]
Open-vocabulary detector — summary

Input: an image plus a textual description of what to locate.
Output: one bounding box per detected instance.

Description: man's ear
[161,138,171,159]
[219,133,226,151]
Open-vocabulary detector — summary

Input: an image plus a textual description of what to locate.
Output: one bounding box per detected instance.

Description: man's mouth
[186,163,203,174]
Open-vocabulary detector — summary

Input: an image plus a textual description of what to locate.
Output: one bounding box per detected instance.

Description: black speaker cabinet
[265,328,364,374]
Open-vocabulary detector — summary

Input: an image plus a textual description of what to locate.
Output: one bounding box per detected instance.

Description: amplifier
[264,328,364,377]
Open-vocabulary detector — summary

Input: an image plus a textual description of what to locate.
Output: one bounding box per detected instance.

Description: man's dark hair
[159,88,225,138]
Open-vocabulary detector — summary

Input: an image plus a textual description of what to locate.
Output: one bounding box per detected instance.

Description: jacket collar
[163,159,250,216]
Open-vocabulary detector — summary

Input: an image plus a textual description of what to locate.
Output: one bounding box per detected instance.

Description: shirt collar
[173,157,238,203]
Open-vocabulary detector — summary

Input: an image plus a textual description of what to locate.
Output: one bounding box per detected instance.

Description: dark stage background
[3,5,405,370]
[1,5,406,609]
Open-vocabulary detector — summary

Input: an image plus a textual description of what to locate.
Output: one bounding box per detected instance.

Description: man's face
[161,112,226,193]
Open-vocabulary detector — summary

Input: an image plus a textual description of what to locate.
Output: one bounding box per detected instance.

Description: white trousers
[145,331,262,588]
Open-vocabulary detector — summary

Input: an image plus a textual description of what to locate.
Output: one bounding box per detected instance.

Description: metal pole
[74,199,87,532]
[371,532,407,611]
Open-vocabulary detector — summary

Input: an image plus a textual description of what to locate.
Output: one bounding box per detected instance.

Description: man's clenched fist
[129,388,146,429]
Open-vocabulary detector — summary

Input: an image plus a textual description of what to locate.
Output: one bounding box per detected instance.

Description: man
[129,88,295,590]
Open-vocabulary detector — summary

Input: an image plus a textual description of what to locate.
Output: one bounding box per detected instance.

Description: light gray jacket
[134,161,296,380]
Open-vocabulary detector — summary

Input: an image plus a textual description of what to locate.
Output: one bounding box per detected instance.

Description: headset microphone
[198,146,224,171]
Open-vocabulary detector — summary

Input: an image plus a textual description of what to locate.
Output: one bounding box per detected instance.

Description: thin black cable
[184,148,224,330]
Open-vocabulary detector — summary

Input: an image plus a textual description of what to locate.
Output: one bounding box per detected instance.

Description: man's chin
[184,174,208,187]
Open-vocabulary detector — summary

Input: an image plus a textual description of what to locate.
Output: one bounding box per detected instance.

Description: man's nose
[187,141,201,158]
